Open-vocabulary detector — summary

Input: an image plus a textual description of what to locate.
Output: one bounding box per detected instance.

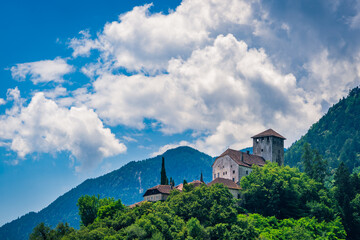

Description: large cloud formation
[81,34,319,155]
[4,0,360,164]
[0,88,126,171]
[70,0,254,72]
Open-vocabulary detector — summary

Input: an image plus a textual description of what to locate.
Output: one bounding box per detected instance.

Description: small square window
[246,170,249,175]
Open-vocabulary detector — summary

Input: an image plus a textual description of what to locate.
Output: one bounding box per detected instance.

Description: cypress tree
[200,172,204,183]
[169,177,175,187]
[160,157,168,185]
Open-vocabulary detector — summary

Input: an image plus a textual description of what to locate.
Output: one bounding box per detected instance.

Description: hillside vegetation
[285,87,360,172]
[0,147,213,240]
[29,163,350,240]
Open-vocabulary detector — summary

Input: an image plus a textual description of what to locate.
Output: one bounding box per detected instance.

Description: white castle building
[212,129,285,184]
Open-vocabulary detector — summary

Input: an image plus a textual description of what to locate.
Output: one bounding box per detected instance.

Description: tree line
[30,142,360,239]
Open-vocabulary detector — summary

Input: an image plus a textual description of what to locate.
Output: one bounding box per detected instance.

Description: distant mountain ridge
[0,146,214,240]
[285,86,360,171]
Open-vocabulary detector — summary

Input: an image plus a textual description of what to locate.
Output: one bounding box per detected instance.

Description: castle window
[217,173,219,178]
[233,170,235,174]
[232,178,235,182]
[261,149,263,152]
[246,170,249,175]
[214,174,216,179]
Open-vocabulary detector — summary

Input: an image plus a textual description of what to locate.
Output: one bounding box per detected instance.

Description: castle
[140,129,285,203]
[212,128,285,184]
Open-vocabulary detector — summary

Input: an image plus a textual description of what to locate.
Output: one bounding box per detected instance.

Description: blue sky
[1,0,360,226]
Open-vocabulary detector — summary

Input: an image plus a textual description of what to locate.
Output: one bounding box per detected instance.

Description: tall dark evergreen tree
[301,143,328,184]
[334,162,360,239]
[312,150,327,183]
[200,172,204,183]
[169,177,175,187]
[161,157,168,185]
[302,143,314,176]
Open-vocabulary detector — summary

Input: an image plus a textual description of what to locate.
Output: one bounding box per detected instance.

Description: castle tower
[252,129,286,166]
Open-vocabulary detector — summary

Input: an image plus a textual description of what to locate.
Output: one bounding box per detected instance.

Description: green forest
[285,87,360,172]
[29,159,360,240]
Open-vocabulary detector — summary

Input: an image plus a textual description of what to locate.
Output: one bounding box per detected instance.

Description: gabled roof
[128,200,145,208]
[190,180,204,187]
[208,178,241,190]
[143,185,172,197]
[175,180,204,191]
[251,129,286,139]
[213,148,266,168]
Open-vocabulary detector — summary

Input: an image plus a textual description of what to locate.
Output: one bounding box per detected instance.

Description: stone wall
[229,189,240,199]
[253,136,284,165]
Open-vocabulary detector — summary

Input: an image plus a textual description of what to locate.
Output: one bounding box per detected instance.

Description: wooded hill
[285,87,360,172]
[0,146,213,240]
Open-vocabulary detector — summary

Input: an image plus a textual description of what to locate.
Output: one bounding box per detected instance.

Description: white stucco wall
[144,193,168,202]
[213,155,239,182]
[238,165,252,182]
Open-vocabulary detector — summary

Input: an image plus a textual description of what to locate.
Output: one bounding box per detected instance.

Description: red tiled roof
[208,178,241,190]
[213,148,266,168]
[175,180,204,191]
[251,129,286,139]
[175,183,184,191]
[190,180,203,187]
[128,200,145,208]
[143,185,172,197]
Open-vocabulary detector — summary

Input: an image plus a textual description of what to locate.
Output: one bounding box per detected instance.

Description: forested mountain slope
[0,146,214,240]
[285,86,360,171]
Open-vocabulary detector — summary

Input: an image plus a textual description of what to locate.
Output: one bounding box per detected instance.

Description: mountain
[0,146,214,240]
[285,86,360,171]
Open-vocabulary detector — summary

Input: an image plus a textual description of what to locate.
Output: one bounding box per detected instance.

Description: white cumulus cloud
[69,0,254,72]
[80,34,320,156]
[10,57,74,84]
[302,50,360,110]
[0,90,126,171]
